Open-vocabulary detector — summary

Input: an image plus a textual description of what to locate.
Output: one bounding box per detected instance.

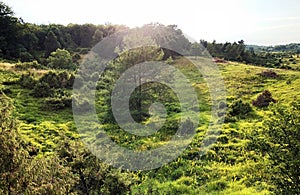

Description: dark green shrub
[224,99,252,122]
[18,74,36,89]
[43,96,72,110]
[32,82,53,98]
[252,90,276,108]
[19,52,34,62]
[15,60,42,70]
[39,71,61,88]
[228,99,252,117]
[249,102,300,194]
[259,69,278,78]
[39,71,73,89]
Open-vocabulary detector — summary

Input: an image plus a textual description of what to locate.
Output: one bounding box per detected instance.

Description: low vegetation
[1,1,300,194]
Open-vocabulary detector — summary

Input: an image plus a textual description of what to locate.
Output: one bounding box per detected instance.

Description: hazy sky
[4,0,300,46]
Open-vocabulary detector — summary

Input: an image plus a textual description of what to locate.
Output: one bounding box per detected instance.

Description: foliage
[39,70,74,89]
[57,140,136,194]
[252,90,276,108]
[43,96,72,110]
[228,99,252,117]
[259,69,278,78]
[250,102,300,194]
[32,81,53,97]
[224,99,253,122]
[18,73,36,89]
[0,94,28,194]
[15,60,42,70]
[44,31,61,57]
[47,48,74,70]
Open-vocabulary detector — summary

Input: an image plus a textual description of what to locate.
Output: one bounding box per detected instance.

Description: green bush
[32,82,53,98]
[47,49,75,70]
[224,99,252,122]
[39,71,74,89]
[249,102,300,194]
[252,90,276,108]
[19,51,34,62]
[15,60,42,70]
[228,99,252,117]
[43,96,72,110]
[18,74,36,89]
[40,88,72,110]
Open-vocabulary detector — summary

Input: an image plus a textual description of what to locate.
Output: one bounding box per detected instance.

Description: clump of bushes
[223,99,252,122]
[15,60,42,70]
[39,71,74,89]
[228,99,252,117]
[32,82,53,98]
[42,89,72,110]
[47,49,76,70]
[259,69,278,78]
[43,96,72,110]
[18,73,37,89]
[252,90,276,108]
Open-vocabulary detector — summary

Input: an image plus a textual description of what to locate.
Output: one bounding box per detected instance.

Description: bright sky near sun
[3,0,300,46]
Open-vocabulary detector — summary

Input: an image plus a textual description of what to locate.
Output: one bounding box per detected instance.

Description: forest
[1,1,300,194]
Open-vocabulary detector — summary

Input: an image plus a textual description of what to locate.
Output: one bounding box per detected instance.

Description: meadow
[1,54,300,194]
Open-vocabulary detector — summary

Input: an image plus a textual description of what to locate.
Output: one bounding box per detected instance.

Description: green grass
[1,58,300,194]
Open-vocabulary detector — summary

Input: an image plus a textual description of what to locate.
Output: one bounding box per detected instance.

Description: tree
[250,102,300,194]
[47,48,73,69]
[92,29,104,45]
[0,2,13,16]
[113,29,164,122]
[0,94,29,194]
[44,31,61,57]
[0,2,22,58]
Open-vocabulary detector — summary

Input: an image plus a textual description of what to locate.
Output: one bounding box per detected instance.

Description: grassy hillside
[1,57,300,194]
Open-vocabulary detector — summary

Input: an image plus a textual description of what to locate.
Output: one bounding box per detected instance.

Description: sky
[3,0,300,46]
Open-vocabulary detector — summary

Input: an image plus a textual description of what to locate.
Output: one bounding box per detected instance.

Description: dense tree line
[0,1,288,69]
[190,40,284,68]
[0,2,124,62]
[247,43,300,54]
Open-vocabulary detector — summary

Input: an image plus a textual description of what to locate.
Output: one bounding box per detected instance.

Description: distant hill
[247,43,300,53]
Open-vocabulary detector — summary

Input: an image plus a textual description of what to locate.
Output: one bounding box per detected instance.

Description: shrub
[47,49,74,70]
[39,71,60,88]
[15,60,42,70]
[42,89,72,110]
[39,71,74,89]
[18,74,36,89]
[259,69,278,78]
[249,102,300,194]
[43,96,72,110]
[32,82,53,98]
[228,99,252,117]
[223,99,252,122]
[252,90,276,108]
[19,51,34,62]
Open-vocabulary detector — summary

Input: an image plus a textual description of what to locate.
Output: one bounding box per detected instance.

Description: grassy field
[1,57,300,194]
